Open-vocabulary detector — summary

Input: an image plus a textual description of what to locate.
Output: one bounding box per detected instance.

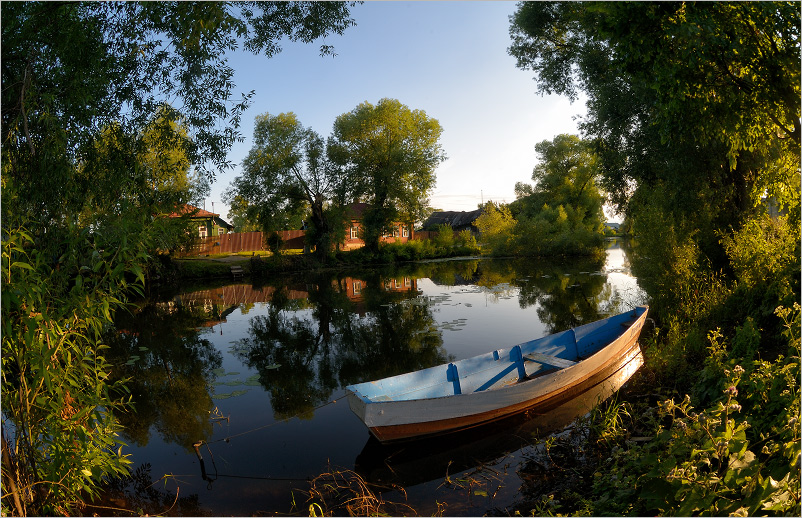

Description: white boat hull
[347,307,648,442]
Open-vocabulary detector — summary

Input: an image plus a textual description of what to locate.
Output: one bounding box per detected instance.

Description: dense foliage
[224,112,348,261]
[477,134,605,257]
[329,98,447,253]
[508,2,800,515]
[1,1,357,514]
[226,98,447,259]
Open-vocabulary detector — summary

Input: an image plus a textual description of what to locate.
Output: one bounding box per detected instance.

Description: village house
[168,203,234,238]
[341,202,414,250]
[421,208,484,236]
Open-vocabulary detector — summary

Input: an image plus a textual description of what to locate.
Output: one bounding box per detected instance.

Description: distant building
[421,208,484,235]
[341,202,413,250]
[167,204,234,237]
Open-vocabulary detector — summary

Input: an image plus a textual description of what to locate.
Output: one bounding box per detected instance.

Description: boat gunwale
[346,306,648,405]
[368,338,645,442]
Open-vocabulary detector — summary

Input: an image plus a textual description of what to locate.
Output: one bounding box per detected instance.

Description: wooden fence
[188,230,306,255]
[185,229,441,256]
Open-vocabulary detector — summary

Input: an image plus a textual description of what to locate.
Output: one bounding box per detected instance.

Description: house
[604,222,621,232]
[168,204,234,238]
[341,202,414,250]
[421,208,484,236]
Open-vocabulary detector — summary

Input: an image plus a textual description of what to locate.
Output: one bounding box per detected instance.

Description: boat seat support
[511,345,528,381]
[446,363,462,395]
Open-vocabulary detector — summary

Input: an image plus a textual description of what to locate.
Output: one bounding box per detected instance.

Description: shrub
[2,228,136,515]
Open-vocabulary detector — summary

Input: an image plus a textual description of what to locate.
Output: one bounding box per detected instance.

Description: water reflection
[107,304,224,452]
[103,247,645,515]
[230,273,450,420]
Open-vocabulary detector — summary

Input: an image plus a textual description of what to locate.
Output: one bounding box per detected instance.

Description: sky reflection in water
[104,242,645,516]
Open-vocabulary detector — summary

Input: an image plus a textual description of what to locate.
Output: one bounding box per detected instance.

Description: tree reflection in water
[106,303,224,452]
[231,272,451,420]
[96,251,646,516]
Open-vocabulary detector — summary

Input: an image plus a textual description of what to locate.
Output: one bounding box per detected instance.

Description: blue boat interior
[348,307,645,403]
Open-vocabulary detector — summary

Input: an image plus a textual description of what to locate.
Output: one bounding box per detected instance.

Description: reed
[296,467,417,517]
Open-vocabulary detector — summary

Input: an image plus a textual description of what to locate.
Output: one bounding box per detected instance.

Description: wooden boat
[345,306,648,443]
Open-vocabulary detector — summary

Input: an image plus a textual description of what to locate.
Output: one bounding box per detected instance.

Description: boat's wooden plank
[523,352,577,369]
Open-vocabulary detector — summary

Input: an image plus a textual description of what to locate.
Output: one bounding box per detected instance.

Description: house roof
[167,204,219,219]
[347,202,369,220]
[422,209,483,230]
[167,204,233,229]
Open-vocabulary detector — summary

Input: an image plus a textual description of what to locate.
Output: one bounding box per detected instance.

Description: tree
[224,112,347,260]
[508,2,800,235]
[330,98,446,253]
[513,134,604,242]
[508,6,801,515]
[1,2,358,514]
[226,194,263,233]
[508,0,800,307]
[474,201,516,256]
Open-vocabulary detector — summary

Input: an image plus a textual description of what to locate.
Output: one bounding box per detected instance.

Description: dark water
[102,241,645,516]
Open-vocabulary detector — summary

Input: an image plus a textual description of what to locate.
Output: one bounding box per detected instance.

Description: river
[100,240,645,516]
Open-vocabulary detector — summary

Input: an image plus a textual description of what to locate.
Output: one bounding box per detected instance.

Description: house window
[218,227,225,236]
[392,227,399,238]
[350,225,359,239]
[199,225,207,238]
[353,280,362,295]
[402,226,409,238]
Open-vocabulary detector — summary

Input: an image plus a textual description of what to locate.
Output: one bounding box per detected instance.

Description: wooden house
[421,208,484,236]
[168,204,234,238]
[341,202,414,250]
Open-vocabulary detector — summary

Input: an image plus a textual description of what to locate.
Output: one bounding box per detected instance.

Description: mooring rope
[203,394,347,445]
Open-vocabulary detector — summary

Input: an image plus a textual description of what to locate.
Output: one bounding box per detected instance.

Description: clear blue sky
[207,1,589,221]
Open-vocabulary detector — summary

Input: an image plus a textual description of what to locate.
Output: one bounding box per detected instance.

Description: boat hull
[347,307,648,443]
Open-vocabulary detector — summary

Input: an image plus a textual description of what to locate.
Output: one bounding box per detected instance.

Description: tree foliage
[507,4,800,515]
[224,112,348,259]
[474,202,517,256]
[330,98,446,252]
[1,1,358,514]
[478,135,605,257]
[509,1,800,233]
[512,134,605,255]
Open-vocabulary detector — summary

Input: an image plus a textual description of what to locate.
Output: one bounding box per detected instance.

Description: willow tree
[329,98,446,253]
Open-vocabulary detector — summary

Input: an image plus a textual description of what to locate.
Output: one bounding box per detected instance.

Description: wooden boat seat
[523,352,577,369]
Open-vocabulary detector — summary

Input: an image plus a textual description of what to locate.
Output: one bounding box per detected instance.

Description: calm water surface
[104,241,645,516]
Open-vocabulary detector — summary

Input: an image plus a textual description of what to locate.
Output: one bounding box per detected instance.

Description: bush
[2,228,136,515]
